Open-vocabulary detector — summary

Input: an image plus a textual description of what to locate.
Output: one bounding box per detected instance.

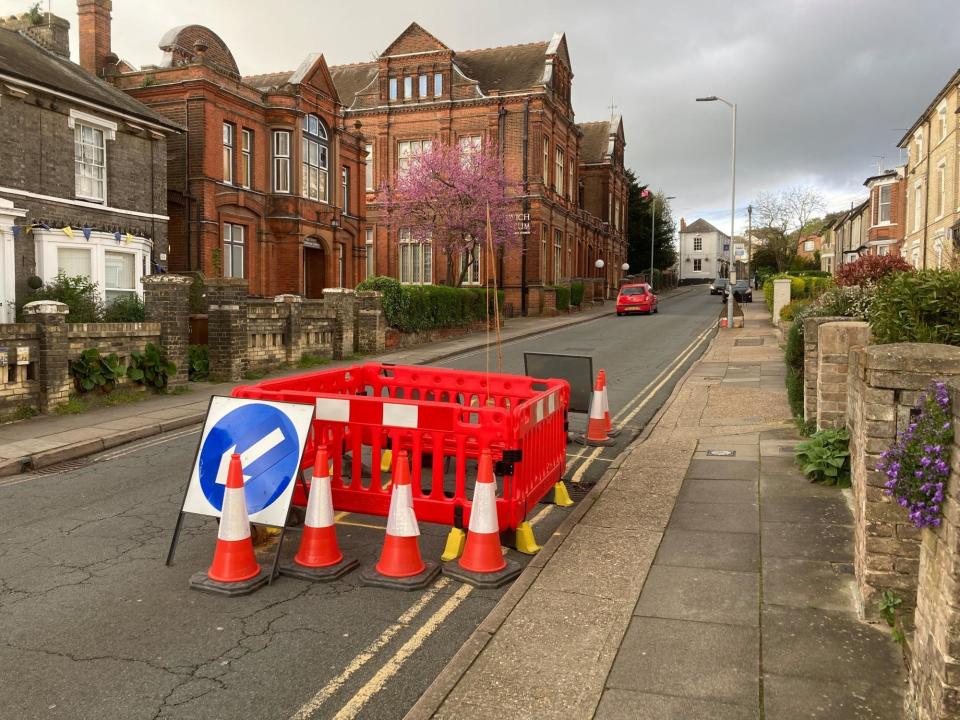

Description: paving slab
[580,488,677,532]
[594,689,757,720]
[678,479,757,505]
[761,605,902,683]
[668,500,759,534]
[760,474,844,499]
[606,617,759,707]
[761,521,853,562]
[655,528,760,572]
[763,557,857,613]
[608,465,685,496]
[762,673,904,720]
[633,565,758,627]
[686,458,759,481]
[760,495,852,526]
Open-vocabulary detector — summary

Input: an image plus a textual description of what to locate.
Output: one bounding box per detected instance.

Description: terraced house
[898,68,960,269]
[105,9,367,297]
[330,23,628,316]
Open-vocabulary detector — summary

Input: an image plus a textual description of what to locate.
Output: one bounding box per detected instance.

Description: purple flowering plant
[877,380,954,529]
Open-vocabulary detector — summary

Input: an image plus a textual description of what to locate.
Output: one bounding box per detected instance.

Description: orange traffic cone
[360,450,440,590]
[280,446,358,582]
[577,374,615,446]
[190,453,270,596]
[444,449,521,588]
[599,369,621,438]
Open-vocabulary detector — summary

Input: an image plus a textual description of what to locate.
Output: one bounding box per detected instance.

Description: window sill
[74,194,106,205]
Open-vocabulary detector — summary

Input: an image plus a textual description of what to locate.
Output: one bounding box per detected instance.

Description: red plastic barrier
[232,363,569,530]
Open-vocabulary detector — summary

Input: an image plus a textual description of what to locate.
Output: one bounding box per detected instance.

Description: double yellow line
[566,322,715,484]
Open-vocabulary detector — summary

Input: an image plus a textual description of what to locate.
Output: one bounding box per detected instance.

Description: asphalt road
[0,288,719,720]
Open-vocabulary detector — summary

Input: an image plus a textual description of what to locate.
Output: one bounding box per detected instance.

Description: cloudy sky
[6,0,957,232]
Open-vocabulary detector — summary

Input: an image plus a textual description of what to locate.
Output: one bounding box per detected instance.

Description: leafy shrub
[356,276,503,333]
[28,272,103,322]
[784,320,804,370]
[127,343,176,390]
[570,282,584,307]
[814,285,875,320]
[795,428,851,487]
[789,276,807,298]
[553,286,570,312]
[836,254,911,287]
[188,344,209,381]
[871,270,960,346]
[877,380,954,528]
[69,348,123,393]
[785,365,804,419]
[780,300,811,322]
[103,294,145,322]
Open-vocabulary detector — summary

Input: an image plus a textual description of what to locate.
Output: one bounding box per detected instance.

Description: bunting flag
[124,232,133,245]
[36,222,50,230]
[114,231,122,244]
[62,226,74,238]
[11,225,20,240]
[82,227,92,241]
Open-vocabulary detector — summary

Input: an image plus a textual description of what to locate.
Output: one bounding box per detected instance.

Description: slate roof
[578,120,611,163]
[328,63,378,106]
[682,218,727,236]
[242,71,295,90]
[0,28,181,130]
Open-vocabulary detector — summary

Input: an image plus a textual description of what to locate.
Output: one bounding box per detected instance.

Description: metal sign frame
[523,352,594,414]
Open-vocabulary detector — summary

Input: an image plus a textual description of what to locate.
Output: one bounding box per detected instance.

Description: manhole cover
[734,338,764,347]
[706,450,736,457]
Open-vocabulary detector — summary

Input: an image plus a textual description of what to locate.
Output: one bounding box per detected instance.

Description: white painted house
[678,218,729,284]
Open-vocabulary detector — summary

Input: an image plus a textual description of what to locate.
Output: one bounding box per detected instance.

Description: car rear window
[620,287,646,296]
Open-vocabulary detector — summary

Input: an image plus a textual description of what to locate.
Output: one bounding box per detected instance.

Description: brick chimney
[0,11,70,58]
[77,0,112,77]
[679,217,686,232]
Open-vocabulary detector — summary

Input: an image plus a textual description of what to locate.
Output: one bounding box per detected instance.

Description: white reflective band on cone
[386,484,420,537]
[219,486,252,541]
[305,475,335,528]
[589,390,604,420]
[468,480,500,534]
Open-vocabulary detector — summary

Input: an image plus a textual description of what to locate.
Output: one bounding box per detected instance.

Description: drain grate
[706,449,736,457]
[566,482,594,502]
[29,459,88,476]
[734,338,764,346]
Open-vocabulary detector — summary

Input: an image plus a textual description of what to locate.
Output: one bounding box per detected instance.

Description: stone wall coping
[864,343,960,371]
[802,315,853,334]
[323,288,355,296]
[773,278,792,285]
[22,300,68,316]
[273,294,303,304]
[205,278,249,288]
[141,274,192,286]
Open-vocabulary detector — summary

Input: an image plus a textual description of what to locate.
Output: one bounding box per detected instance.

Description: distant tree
[752,186,826,271]
[626,170,677,274]
[380,141,516,287]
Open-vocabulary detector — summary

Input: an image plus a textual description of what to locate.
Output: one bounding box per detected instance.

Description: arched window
[302,114,328,202]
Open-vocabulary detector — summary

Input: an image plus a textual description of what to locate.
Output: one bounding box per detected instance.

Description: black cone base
[442,558,522,589]
[279,555,358,582]
[359,561,440,591]
[189,567,271,597]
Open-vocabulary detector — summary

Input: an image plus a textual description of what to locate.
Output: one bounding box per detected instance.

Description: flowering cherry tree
[380,141,517,287]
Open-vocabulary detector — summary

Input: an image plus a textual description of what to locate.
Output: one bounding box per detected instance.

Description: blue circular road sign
[197,403,301,514]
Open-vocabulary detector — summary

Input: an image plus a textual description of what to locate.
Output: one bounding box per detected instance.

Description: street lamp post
[697,95,736,329]
[650,193,676,287]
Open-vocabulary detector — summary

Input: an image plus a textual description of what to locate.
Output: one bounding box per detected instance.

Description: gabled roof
[382,22,451,57]
[450,41,550,93]
[578,121,611,163]
[681,218,726,236]
[898,68,960,147]
[0,27,181,131]
[242,54,339,101]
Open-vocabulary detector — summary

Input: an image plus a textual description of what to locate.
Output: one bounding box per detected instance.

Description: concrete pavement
[409,301,905,719]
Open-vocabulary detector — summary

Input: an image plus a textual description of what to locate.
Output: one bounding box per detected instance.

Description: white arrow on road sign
[214,427,286,485]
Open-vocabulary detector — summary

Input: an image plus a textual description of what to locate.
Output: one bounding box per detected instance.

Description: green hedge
[570,282,584,307]
[553,286,570,312]
[356,276,504,333]
[871,270,960,346]
[780,299,811,322]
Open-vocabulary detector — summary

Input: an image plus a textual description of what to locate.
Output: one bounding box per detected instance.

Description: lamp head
[595,259,605,269]
[696,96,718,102]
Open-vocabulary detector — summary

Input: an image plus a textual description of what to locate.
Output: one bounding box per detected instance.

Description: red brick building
[863,168,907,257]
[330,23,627,315]
[104,16,366,296]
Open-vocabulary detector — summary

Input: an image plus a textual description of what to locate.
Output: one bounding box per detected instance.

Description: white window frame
[804,240,815,252]
[365,143,374,191]
[404,76,413,99]
[272,130,291,194]
[555,148,565,197]
[540,225,548,281]
[34,228,150,304]
[877,184,892,225]
[341,166,349,214]
[398,228,432,285]
[937,161,946,218]
[301,115,328,202]
[914,130,924,162]
[914,181,923,231]
[398,139,433,177]
[336,243,345,288]
[365,227,374,278]
[419,75,428,98]
[553,228,563,281]
[460,245,481,285]
[543,137,550,184]
[938,102,948,144]
[389,78,398,101]
[434,73,442,97]
[693,236,703,252]
[72,114,112,203]
[104,250,137,304]
[458,135,482,166]
[223,222,245,279]
[241,128,252,189]
[222,122,235,184]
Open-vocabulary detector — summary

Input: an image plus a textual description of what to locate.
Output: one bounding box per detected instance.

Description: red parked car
[616,283,658,316]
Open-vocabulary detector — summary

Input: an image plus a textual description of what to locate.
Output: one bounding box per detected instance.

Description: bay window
[302,115,329,202]
[105,251,136,303]
[272,130,291,193]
